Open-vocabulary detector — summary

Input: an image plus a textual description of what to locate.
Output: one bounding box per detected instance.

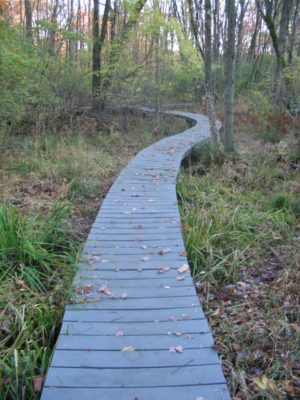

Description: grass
[178,130,300,399]
[0,110,188,399]
[0,203,77,400]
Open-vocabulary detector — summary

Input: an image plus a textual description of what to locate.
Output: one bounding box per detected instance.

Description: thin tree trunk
[92,0,111,110]
[236,0,247,69]
[49,0,58,56]
[247,5,260,61]
[204,0,221,150]
[213,0,220,62]
[24,0,32,40]
[224,0,236,152]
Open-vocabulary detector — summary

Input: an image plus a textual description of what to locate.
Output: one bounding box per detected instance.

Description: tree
[24,0,32,40]
[223,0,236,152]
[92,0,111,110]
[256,0,293,103]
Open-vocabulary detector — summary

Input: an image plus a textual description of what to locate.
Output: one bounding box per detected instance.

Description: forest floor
[0,111,188,399]
[178,114,300,399]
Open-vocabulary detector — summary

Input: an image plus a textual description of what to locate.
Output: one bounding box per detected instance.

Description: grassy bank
[178,130,300,399]
[0,111,188,399]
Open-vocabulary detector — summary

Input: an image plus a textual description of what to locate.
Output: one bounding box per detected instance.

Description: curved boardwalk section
[41,112,230,400]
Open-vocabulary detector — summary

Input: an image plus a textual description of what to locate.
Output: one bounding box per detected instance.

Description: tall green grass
[0,203,77,399]
[177,173,295,284]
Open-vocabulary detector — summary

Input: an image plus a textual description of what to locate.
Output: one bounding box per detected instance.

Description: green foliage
[178,150,297,285]
[0,203,75,289]
[68,178,100,200]
[0,203,77,399]
[0,25,58,133]
[270,193,300,216]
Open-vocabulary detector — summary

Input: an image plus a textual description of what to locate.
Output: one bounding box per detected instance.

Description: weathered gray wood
[51,348,219,368]
[44,365,226,387]
[63,307,204,321]
[55,332,214,350]
[41,111,230,400]
[42,385,230,400]
[60,319,210,336]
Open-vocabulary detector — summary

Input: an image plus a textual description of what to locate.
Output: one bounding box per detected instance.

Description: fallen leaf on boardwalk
[33,376,44,392]
[121,292,128,299]
[181,314,190,320]
[158,267,171,274]
[168,316,176,321]
[98,285,112,297]
[134,224,142,229]
[137,268,143,272]
[177,264,189,274]
[134,237,142,241]
[195,397,204,400]
[147,199,154,202]
[141,256,150,262]
[116,330,124,336]
[169,345,184,353]
[87,255,101,263]
[159,248,170,255]
[175,331,182,336]
[121,346,135,352]
[176,275,185,281]
[180,252,188,257]
[141,245,148,249]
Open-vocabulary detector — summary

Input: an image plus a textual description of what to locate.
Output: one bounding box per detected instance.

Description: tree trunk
[49,0,58,56]
[24,0,32,40]
[92,0,101,108]
[204,0,221,150]
[92,0,110,110]
[247,5,260,61]
[236,0,247,69]
[224,0,236,152]
[213,0,220,62]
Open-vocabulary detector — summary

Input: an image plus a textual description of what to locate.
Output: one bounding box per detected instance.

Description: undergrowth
[178,134,300,399]
[0,203,78,400]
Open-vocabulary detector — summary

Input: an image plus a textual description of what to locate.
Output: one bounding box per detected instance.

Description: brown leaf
[121,292,128,300]
[121,346,135,352]
[177,264,189,274]
[181,314,190,320]
[159,248,170,255]
[33,375,44,393]
[141,256,150,262]
[98,285,112,297]
[180,252,188,257]
[158,267,171,274]
[116,330,124,336]
[169,345,184,353]
[176,275,185,281]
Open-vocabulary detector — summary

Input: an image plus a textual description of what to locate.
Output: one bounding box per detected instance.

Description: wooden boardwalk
[41,111,230,400]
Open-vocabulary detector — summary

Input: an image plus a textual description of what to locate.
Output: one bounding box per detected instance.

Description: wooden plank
[55,332,214,350]
[50,348,219,368]
[68,296,200,310]
[71,285,195,299]
[60,319,210,336]
[44,365,226,387]
[42,385,230,400]
[63,307,204,322]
